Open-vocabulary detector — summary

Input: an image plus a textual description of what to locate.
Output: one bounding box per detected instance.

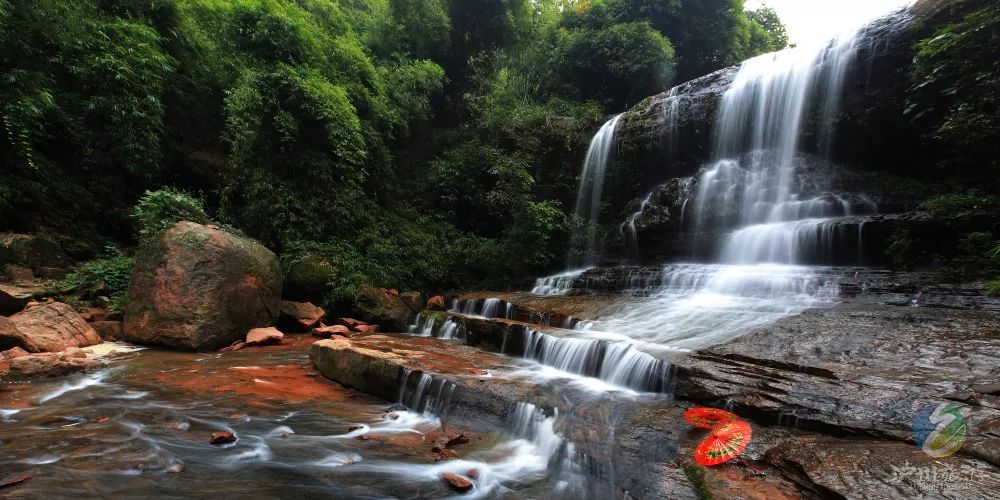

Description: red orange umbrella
[684,407,739,429]
[694,420,753,466]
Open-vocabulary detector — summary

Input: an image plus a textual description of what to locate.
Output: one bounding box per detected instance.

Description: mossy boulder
[351,285,417,332]
[283,252,338,302]
[124,221,282,350]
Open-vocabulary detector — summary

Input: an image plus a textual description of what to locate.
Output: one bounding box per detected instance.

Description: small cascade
[451,298,516,319]
[570,114,623,268]
[406,313,465,340]
[523,329,674,394]
[397,369,456,416]
[408,313,436,336]
[620,191,654,261]
[506,402,567,462]
[532,269,587,295]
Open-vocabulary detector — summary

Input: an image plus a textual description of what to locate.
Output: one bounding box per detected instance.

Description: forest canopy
[0,0,788,297]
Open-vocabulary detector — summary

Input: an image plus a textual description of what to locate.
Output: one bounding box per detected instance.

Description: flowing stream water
[0,342,578,498]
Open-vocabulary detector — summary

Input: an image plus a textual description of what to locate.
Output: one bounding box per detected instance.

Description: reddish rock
[218,341,246,352]
[356,433,384,441]
[465,468,480,480]
[427,295,446,311]
[3,302,100,352]
[435,448,460,461]
[432,431,470,452]
[165,463,185,474]
[354,324,379,334]
[5,266,35,282]
[209,431,236,445]
[95,416,110,423]
[278,300,326,332]
[7,352,100,378]
[439,472,473,493]
[0,316,20,350]
[468,368,488,376]
[63,346,87,359]
[312,324,351,338]
[90,320,123,341]
[336,317,366,329]
[124,221,282,351]
[245,327,283,346]
[0,472,33,489]
[25,300,42,309]
[1,346,29,360]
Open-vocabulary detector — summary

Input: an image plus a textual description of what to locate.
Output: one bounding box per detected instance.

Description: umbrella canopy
[694,420,753,466]
[684,407,739,429]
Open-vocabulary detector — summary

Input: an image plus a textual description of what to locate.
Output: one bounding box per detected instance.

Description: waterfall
[569,114,623,268]
[694,27,878,263]
[557,28,883,349]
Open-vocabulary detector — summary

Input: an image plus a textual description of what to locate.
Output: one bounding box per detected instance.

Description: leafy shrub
[60,246,135,310]
[921,192,998,216]
[133,188,210,239]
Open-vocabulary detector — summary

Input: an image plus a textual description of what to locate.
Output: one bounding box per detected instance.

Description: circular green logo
[913,403,966,458]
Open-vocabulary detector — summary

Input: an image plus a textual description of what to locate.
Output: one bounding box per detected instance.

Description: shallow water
[0,342,574,499]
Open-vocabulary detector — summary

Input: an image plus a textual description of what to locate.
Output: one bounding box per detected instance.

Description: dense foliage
[1,0,788,300]
[908,2,1000,191]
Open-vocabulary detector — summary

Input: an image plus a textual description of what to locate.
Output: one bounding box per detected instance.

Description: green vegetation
[1,0,788,298]
[683,464,711,500]
[921,192,999,216]
[907,3,1000,191]
[60,247,135,310]
[133,188,211,239]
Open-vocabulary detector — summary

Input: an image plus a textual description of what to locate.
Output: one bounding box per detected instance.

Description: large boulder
[124,221,282,350]
[283,252,338,302]
[0,233,70,277]
[352,285,417,332]
[3,351,101,379]
[0,302,100,353]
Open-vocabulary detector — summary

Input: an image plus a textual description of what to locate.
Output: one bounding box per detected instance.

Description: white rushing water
[570,114,623,268]
[533,23,887,361]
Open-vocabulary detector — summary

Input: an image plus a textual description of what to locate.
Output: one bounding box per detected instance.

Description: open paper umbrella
[694,420,752,466]
[684,407,739,429]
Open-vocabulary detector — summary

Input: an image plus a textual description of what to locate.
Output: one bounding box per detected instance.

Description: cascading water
[544,25,887,352]
[569,114,623,268]
[696,26,878,263]
[523,329,674,394]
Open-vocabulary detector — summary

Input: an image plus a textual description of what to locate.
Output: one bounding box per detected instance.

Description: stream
[0,338,577,499]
